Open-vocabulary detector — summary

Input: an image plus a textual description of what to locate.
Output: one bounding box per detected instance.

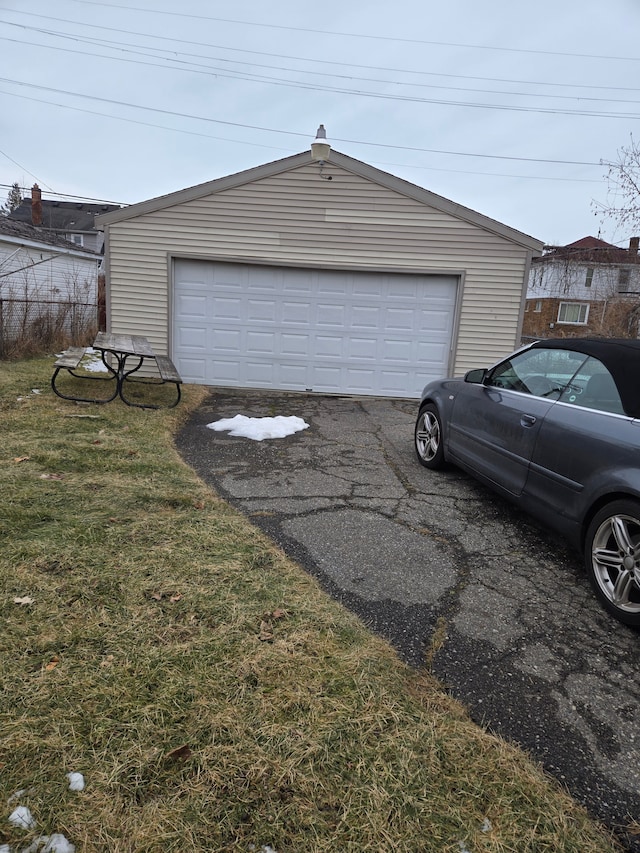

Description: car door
[447,347,587,496]
[525,355,636,524]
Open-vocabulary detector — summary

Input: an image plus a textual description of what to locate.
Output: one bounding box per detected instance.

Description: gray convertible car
[414,337,640,627]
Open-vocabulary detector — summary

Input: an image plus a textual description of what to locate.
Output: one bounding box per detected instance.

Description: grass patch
[0,357,624,852]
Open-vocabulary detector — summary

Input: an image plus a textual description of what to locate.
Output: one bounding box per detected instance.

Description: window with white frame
[534,300,542,312]
[68,234,84,246]
[585,267,594,288]
[558,302,589,324]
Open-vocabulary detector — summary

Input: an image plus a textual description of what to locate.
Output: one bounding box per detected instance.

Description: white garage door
[173,260,458,398]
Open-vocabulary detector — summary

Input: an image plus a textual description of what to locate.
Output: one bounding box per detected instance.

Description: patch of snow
[22,835,75,853]
[0,844,11,853]
[66,773,84,792]
[7,790,26,805]
[207,414,309,441]
[8,805,35,829]
[81,349,108,374]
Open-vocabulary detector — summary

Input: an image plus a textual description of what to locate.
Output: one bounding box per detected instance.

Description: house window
[534,301,542,313]
[585,267,594,288]
[558,302,589,324]
[69,234,84,246]
[618,268,631,291]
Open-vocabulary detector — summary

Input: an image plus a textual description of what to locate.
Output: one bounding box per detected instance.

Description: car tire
[585,499,640,627]
[414,403,446,470]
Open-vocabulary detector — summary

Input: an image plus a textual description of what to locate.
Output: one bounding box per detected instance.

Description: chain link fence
[0,296,98,358]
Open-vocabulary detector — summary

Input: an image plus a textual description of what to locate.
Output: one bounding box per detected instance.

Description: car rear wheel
[585,500,640,627]
[414,404,445,470]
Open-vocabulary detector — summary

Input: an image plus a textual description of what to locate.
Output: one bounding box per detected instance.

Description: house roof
[9,199,120,233]
[537,235,638,265]
[0,217,98,254]
[95,149,544,252]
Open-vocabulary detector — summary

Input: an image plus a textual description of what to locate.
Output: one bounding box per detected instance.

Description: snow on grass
[80,348,108,373]
[207,414,309,441]
[8,807,35,830]
[65,774,84,792]
[4,775,83,852]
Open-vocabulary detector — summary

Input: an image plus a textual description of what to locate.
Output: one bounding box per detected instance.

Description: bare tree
[1,182,23,216]
[595,137,640,233]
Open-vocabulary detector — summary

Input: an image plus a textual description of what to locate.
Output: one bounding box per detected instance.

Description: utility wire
[0,77,605,166]
[1,51,639,120]
[4,12,640,97]
[62,0,640,63]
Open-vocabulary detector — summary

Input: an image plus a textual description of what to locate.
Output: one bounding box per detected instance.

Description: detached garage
[97,142,543,398]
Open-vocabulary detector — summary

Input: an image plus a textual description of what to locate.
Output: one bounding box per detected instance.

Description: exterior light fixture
[310,124,331,163]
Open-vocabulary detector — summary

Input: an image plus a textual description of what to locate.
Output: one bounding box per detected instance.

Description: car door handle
[521,414,537,427]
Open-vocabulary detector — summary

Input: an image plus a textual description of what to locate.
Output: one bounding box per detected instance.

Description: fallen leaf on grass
[44,656,59,671]
[192,500,205,510]
[40,473,65,480]
[271,608,287,620]
[13,596,35,605]
[165,744,192,762]
[100,655,115,667]
[13,456,30,463]
[150,592,183,603]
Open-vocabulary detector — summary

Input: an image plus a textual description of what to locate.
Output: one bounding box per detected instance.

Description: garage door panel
[417,308,454,332]
[173,261,457,397]
[247,299,277,322]
[385,340,412,361]
[176,326,207,350]
[314,335,343,357]
[350,306,380,329]
[246,330,275,354]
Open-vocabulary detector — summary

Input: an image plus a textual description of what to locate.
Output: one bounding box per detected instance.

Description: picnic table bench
[51,334,182,409]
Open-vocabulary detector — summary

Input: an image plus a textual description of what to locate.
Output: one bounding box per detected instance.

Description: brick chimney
[31,183,42,226]
[629,236,639,258]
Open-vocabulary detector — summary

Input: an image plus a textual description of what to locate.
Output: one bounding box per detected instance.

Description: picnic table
[51,333,182,409]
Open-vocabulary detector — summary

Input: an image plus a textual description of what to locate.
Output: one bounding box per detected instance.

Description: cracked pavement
[176,388,640,850]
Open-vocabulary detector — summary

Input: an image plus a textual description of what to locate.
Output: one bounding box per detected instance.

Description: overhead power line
[0,76,604,167]
[5,10,640,95]
[63,0,640,63]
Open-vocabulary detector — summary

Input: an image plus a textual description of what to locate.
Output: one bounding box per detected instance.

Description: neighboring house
[0,217,100,349]
[9,184,119,254]
[523,236,640,340]
[96,141,544,398]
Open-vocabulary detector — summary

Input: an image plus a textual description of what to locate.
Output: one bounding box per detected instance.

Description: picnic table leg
[51,363,119,404]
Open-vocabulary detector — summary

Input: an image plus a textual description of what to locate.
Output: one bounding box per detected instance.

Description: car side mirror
[464,368,488,384]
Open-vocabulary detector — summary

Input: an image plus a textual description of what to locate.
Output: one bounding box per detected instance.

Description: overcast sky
[1,0,639,246]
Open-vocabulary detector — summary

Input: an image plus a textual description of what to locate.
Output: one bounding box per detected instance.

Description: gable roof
[9,199,120,233]
[536,235,638,265]
[95,149,544,251]
[0,217,98,255]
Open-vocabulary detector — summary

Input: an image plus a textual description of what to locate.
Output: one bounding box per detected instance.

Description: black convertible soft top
[531,337,640,418]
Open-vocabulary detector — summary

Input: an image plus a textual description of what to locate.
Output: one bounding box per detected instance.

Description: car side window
[557,356,625,415]
[487,348,587,398]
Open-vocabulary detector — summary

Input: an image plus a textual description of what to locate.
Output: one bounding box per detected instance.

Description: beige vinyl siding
[105,160,532,376]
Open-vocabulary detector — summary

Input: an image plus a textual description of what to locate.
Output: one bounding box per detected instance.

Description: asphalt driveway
[176,388,640,851]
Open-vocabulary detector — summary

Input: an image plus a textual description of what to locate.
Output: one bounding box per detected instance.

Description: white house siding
[104,159,534,380]
[529,260,640,300]
[0,240,98,302]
